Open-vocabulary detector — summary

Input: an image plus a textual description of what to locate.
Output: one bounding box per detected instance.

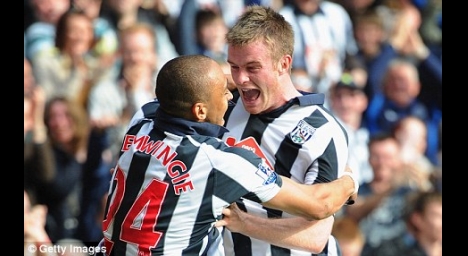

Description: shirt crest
[290,119,315,144]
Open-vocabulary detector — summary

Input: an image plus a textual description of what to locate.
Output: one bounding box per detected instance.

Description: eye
[247,66,261,72]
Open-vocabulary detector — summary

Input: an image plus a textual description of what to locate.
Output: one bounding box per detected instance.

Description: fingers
[346,193,357,205]
[214,206,232,228]
[214,219,226,228]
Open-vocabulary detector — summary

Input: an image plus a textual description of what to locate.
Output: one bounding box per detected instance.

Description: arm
[24,205,57,256]
[27,86,56,184]
[217,203,333,253]
[264,172,356,220]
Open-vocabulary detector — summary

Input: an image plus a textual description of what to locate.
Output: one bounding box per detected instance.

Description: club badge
[290,120,315,144]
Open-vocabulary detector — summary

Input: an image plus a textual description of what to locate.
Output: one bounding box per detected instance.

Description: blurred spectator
[279,0,358,99]
[99,0,179,70]
[194,8,228,62]
[332,216,365,256]
[38,97,89,241]
[344,133,417,256]
[392,116,436,191]
[31,8,113,108]
[416,0,442,58]
[379,0,441,58]
[370,190,442,256]
[72,0,119,69]
[353,7,442,111]
[24,87,56,203]
[87,23,158,171]
[352,8,389,101]
[24,190,57,256]
[364,58,441,165]
[175,0,241,55]
[389,1,442,112]
[24,0,71,60]
[329,73,372,185]
[25,57,56,207]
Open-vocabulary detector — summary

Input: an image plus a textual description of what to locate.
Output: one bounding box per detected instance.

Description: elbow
[312,240,328,254]
[318,203,334,220]
[316,207,334,221]
[305,204,334,221]
[301,240,327,254]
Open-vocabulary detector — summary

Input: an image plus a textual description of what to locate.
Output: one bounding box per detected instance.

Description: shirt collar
[257,93,325,119]
[153,108,229,138]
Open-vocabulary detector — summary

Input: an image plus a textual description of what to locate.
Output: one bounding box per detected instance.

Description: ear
[278,55,292,74]
[192,102,208,122]
[410,212,424,229]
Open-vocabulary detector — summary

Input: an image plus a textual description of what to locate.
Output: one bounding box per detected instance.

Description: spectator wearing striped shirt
[279,0,359,107]
[102,55,358,256]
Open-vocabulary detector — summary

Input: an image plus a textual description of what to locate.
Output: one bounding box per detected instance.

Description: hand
[346,193,358,205]
[342,166,359,205]
[214,203,247,233]
[24,205,50,242]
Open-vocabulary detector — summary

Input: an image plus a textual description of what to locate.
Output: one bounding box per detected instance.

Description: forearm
[305,173,357,215]
[264,173,356,220]
[233,213,333,253]
[33,141,56,183]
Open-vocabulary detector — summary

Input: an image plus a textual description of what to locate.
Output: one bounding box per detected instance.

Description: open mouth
[241,89,260,103]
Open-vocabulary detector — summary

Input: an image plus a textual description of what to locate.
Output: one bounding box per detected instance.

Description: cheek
[219,100,228,114]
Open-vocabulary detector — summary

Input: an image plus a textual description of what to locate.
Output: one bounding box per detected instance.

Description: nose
[227,90,235,106]
[232,69,250,85]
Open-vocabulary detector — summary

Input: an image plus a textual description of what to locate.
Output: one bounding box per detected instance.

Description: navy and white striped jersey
[102,101,283,256]
[222,92,349,256]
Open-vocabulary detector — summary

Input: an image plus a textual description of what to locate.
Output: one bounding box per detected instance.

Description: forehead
[209,63,226,82]
[122,33,153,47]
[227,41,271,65]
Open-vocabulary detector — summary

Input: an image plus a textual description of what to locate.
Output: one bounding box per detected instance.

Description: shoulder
[24,22,55,38]
[320,1,348,14]
[297,93,325,106]
[320,1,351,21]
[31,48,61,66]
[195,136,263,165]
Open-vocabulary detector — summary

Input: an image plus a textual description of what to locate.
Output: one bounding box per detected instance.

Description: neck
[342,116,362,130]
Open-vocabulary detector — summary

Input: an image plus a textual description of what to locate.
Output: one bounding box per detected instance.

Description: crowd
[24,0,441,255]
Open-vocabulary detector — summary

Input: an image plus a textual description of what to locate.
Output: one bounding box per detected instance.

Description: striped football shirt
[102,102,283,256]
[221,92,349,256]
